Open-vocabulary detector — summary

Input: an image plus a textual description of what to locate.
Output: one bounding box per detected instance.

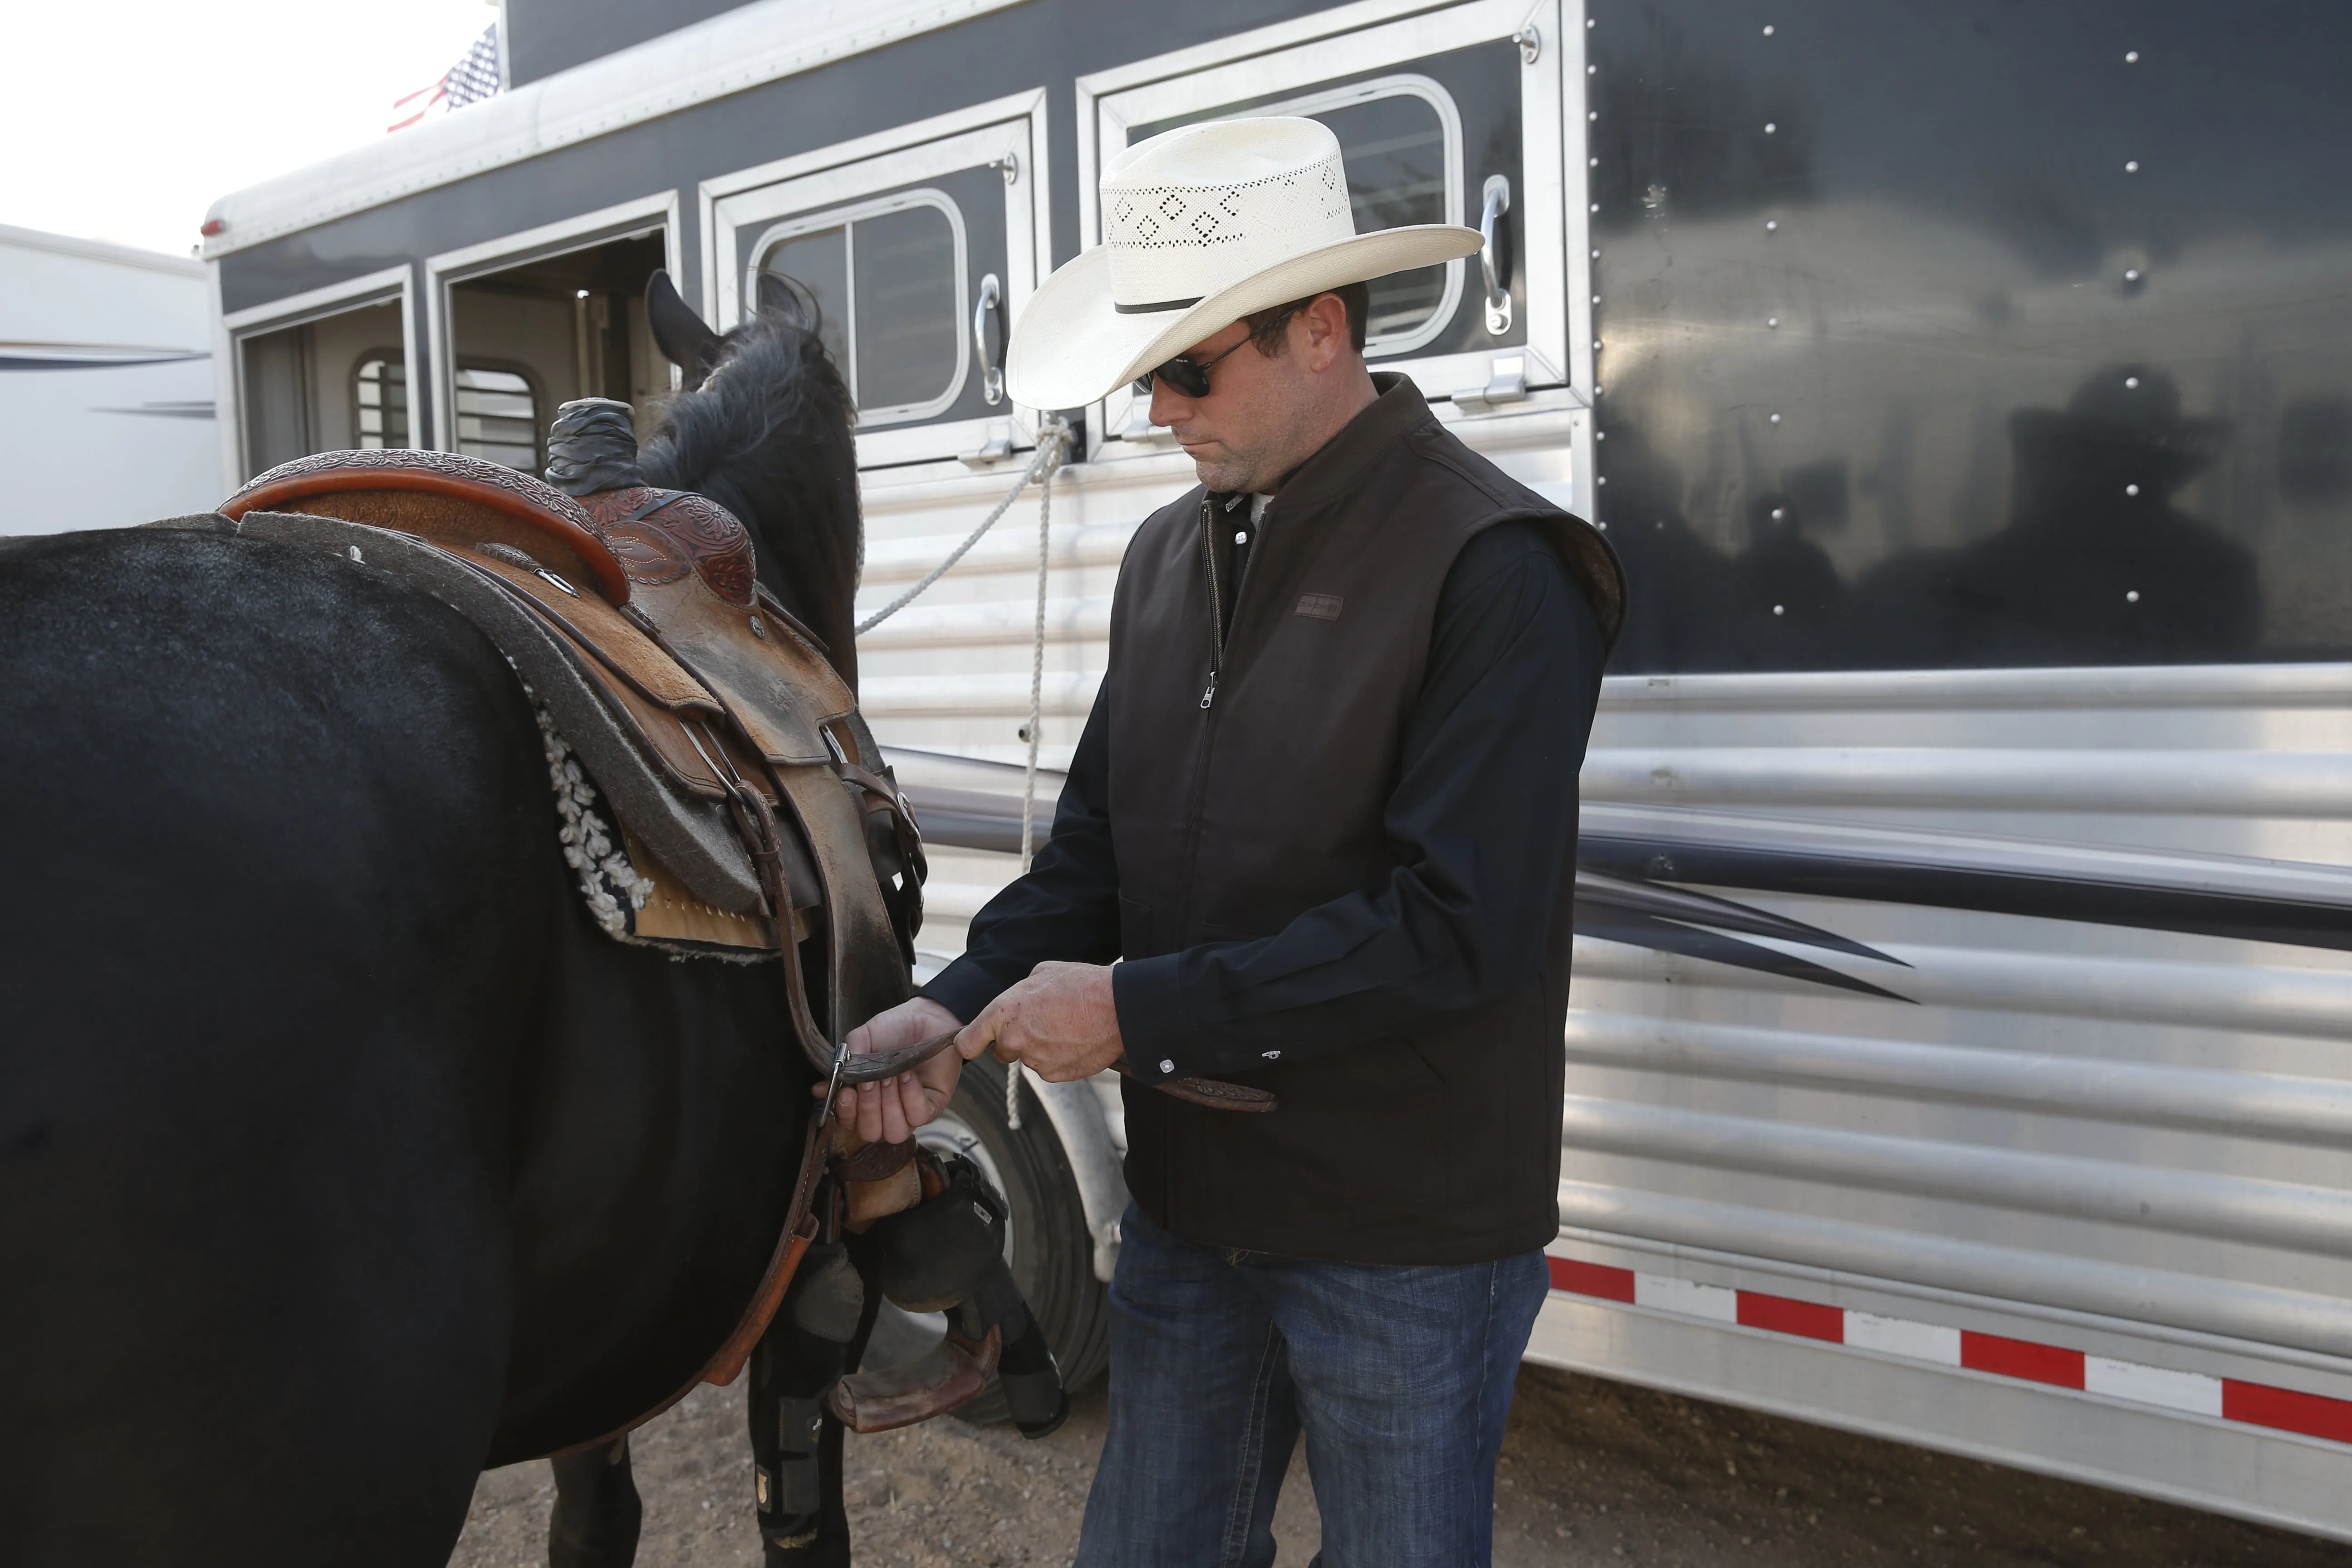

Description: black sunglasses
[1133,306,1301,399]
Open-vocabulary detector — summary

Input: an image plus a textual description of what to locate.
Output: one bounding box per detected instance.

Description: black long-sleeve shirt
[921,517,1606,1081]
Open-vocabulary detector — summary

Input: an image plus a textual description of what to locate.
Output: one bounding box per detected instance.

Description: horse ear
[645,270,724,390]
[754,270,819,329]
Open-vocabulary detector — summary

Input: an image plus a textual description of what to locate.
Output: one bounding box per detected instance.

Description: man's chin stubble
[1191,453,1257,492]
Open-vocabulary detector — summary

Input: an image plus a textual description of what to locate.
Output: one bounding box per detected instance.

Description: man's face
[1147,315,1324,495]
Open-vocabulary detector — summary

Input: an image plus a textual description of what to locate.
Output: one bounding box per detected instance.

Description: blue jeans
[1076,1204,1549,1568]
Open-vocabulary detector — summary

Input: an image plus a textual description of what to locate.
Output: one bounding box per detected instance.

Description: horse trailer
[201,0,2352,1540]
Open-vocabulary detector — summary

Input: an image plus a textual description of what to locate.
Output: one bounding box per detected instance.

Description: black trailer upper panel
[504,0,758,88]
[1588,0,2352,671]
[220,0,2352,672]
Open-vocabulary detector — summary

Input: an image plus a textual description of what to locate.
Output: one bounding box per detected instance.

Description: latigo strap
[843,1030,1280,1110]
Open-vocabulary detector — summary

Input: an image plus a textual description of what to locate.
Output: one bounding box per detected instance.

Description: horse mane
[637,311,866,688]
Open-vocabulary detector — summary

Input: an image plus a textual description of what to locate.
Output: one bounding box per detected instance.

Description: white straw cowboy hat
[1005,117,1483,411]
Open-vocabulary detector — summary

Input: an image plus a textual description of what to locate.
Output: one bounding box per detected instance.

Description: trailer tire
[859,1054,1111,1422]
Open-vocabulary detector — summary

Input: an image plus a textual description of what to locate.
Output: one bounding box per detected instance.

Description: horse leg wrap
[752,1240,863,1550]
[548,1438,644,1568]
[973,1264,1070,1439]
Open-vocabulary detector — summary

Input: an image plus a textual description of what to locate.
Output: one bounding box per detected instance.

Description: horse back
[0,525,553,1564]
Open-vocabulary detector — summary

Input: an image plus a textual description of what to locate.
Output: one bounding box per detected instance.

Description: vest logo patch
[1295,593,1344,621]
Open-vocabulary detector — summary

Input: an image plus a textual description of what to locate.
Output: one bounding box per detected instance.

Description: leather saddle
[189,446,923,1081]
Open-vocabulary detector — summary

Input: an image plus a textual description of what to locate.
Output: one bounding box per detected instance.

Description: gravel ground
[449,1365,2349,1566]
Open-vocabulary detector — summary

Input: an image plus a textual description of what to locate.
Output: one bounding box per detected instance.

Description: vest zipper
[1197,493,1269,708]
[1176,497,1232,949]
[1198,497,1224,707]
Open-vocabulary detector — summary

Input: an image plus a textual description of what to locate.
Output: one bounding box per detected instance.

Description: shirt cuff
[1111,954,1200,1082]
[917,954,1011,1026]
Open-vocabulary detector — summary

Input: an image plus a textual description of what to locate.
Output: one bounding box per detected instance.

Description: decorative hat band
[1102,153,1353,311]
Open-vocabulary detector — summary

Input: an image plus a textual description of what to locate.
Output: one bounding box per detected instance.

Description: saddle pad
[624,827,799,953]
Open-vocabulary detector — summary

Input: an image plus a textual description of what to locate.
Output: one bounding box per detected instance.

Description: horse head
[635,269,865,687]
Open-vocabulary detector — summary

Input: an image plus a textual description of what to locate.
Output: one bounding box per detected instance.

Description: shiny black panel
[1588,0,2352,671]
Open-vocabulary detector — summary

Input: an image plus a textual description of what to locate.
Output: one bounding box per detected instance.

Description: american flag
[388,23,501,133]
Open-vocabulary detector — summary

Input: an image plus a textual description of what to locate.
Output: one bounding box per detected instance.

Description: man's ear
[1299,291,1352,373]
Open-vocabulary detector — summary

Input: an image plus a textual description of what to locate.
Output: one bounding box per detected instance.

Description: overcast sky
[5,0,497,256]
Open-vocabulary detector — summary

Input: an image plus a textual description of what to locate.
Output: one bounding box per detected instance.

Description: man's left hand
[958,960,1125,1081]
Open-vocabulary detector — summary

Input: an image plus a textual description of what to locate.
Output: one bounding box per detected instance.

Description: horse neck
[722,470,862,693]
[763,528,860,692]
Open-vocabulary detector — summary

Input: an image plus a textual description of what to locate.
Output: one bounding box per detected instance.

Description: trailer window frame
[421,190,683,459]
[702,89,1051,475]
[1077,0,1590,475]
[220,265,418,483]
[747,187,973,429]
[1211,71,1467,360]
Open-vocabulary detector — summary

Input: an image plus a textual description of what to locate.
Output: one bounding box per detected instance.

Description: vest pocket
[1117,894,1153,959]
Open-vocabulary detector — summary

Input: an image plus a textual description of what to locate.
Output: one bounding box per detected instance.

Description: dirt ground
[449,1364,2349,1567]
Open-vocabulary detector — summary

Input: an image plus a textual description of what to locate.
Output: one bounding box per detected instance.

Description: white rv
[0,224,221,532]
[199,0,2352,1540]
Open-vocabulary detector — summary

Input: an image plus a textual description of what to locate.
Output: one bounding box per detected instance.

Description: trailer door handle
[975,272,1006,406]
[1479,175,1514,336]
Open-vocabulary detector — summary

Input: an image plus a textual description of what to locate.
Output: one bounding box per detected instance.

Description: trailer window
[455,365,541,470]
[759,192,965,425]
[353,355,407,449]
[1313,92,1450,344]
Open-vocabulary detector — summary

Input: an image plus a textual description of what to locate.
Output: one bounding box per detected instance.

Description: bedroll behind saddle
[192,443,923,1078]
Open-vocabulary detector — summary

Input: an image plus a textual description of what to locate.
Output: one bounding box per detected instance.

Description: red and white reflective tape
[1548,1254,2352,1446]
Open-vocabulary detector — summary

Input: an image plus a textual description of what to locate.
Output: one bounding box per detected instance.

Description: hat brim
[1004,224,1484,412]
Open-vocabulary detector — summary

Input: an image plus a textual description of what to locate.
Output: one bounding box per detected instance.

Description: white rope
[1008,424,1073,1138]
[1019,451,1056,872]
[844,425,1070,1129]
[853,424,1071,636]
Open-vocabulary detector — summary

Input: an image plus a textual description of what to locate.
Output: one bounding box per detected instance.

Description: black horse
[0,287,875,1564]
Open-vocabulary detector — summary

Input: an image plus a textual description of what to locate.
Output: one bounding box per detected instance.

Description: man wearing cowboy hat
[843,117,1623,1565]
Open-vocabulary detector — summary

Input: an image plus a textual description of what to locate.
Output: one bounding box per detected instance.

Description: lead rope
[846,423,1072,1132]
[1008,422,1071,1134]
[853,421,1072,637]
[1019,435,1060,872]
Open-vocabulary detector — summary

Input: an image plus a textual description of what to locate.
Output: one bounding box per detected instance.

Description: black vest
[1104,377,1622,1264]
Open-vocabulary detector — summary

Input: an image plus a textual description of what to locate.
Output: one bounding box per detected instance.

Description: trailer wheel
[858,1054,1111,1421]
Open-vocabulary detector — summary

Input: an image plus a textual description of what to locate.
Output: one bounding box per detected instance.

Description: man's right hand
[835,995,965,1145]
